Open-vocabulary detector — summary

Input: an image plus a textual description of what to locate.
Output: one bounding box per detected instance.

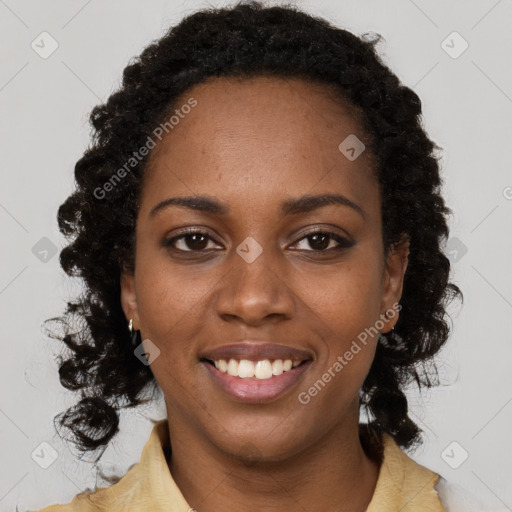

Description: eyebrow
[149,193,365,219]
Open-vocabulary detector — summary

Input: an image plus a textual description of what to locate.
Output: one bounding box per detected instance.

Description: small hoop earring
[128,318,140,347]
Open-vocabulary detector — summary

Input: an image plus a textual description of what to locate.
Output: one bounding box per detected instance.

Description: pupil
[310,234,329,250]
[188,234,207,250]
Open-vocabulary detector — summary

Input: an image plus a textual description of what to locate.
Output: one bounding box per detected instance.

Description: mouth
[199,343,314,403]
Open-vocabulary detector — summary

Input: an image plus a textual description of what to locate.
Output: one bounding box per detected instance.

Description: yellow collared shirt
[32,420,445,511]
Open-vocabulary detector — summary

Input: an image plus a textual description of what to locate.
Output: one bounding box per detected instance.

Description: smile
[199,342,314,403]
[201,357,312,403]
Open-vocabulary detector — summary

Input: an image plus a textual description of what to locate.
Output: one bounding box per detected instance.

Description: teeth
[272,359,284,375]
[238,359,255,378]
[227,358,239,377]
[212,358,303,380]
[254,360,273,379]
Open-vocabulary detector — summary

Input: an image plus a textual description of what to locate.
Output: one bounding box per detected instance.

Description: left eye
[292,231,353,252]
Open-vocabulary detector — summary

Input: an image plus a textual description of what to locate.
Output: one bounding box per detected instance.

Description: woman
[33,1,470,510]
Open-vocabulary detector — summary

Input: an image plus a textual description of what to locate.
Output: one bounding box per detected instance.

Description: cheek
[302,253,382,391]
[299,319,377,426]
[133,263,205,398]
[308,255,383,340]
[134,248,209,338]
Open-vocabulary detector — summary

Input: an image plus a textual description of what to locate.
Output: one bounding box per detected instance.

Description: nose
[215,246,295,326]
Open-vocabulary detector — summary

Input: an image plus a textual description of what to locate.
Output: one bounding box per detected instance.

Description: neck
[165,410,381,512]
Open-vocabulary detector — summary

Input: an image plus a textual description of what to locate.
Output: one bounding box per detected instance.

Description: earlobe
[120,271,140,329]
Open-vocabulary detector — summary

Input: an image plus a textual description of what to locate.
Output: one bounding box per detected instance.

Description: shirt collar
[365,432,443,511]
[119,419,443,511]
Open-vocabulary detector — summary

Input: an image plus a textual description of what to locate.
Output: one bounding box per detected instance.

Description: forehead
[140,75,379,218]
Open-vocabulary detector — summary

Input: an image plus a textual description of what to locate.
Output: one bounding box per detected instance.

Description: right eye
[162,228,223,253]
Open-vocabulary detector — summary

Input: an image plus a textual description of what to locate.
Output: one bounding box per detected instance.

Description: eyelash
[162,227,354,254]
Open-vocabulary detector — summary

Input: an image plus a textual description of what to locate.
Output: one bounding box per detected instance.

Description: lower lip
[202,360,312,403]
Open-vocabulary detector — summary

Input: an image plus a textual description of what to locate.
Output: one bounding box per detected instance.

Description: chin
[209,422,310,464]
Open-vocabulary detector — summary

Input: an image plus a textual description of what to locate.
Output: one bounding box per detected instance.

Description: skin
[121,75,409,512]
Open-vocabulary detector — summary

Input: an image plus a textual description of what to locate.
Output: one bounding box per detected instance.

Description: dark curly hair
[46,0,463,460]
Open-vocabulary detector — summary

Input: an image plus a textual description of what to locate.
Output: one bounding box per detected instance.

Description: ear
[120,269,140,330]
[379,234,409,333]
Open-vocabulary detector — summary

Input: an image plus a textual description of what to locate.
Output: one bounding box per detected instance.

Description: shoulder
[435,476,488,512]
[28,419,187,512]
[27,492,99,512]
[364,431,444,511]
[28,422,162,512]
[369,433,487,512]
[384,434,444,507]
[28,455,155,511]
[27,469,141,512]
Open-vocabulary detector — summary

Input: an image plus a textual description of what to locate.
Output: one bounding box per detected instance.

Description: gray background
[1,0,511,510]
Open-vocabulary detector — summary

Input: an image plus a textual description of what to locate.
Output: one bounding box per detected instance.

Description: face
[121,76,409,461]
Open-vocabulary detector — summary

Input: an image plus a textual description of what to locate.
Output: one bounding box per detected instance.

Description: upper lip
[200,342,314,362]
